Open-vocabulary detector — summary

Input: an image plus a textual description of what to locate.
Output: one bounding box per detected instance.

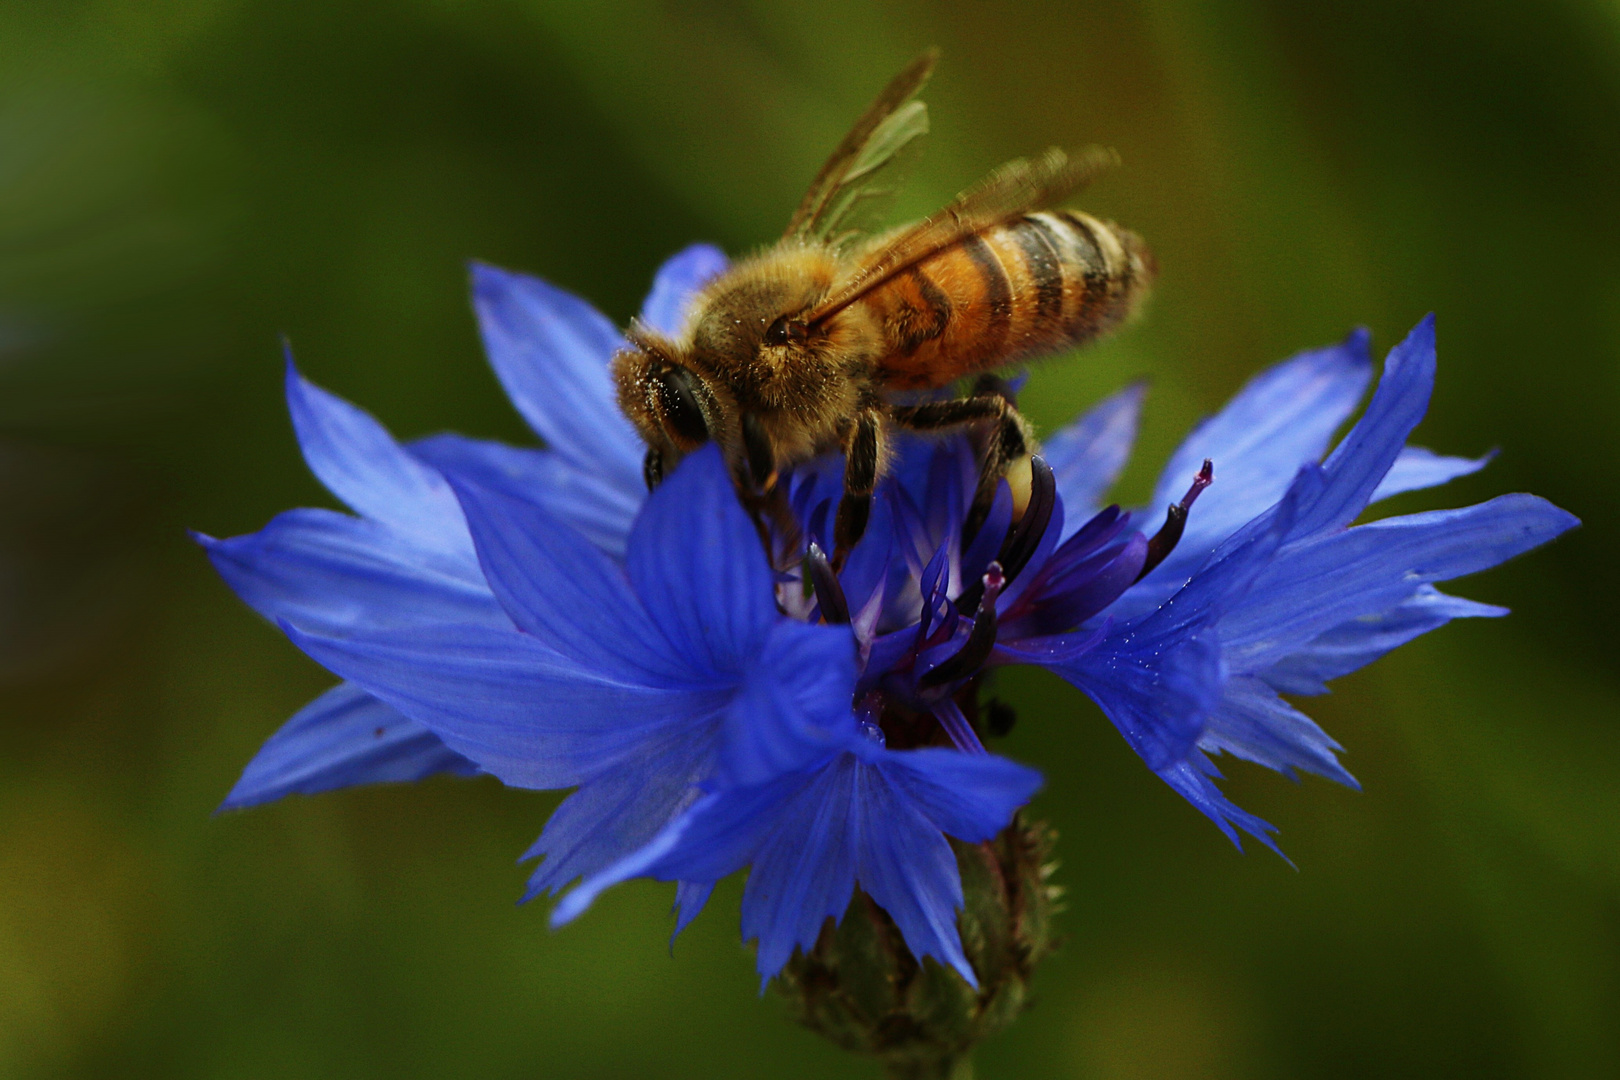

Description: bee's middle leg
[833,405,887,569]
[891,394,1035,541]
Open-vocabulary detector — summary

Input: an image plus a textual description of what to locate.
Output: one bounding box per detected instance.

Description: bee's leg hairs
[890,389,1035,544]
[832,404,888,571]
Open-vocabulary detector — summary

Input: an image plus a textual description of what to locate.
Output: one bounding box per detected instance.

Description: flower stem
[885,1055,973,1080]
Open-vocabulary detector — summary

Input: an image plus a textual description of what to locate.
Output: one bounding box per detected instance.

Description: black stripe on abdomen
[961,232,1013,354]
[1014,215,1066,333]
[1055,211,1110,325]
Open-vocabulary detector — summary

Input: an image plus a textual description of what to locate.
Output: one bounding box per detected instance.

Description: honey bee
[614,50,1153,564]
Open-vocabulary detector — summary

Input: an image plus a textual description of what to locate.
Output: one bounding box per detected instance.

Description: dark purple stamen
[957,456,1054,613]
[1134,458,1213,583]
[921,562,1004,689]
[998,456,1055,584]
[805,542,850,625]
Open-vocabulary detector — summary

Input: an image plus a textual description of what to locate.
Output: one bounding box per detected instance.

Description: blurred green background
[0,1,1615,1077]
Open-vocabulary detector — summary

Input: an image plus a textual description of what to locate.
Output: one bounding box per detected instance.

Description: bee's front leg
[832,405,887,570]
[739,412,778,493]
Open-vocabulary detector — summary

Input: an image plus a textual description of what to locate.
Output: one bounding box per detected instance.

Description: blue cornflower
[204,241,1575,990]
[201,247,1042,986]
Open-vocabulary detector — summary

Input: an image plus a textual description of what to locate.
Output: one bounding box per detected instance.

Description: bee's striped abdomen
[866,210,1153,389]
[1010,214,1066,336]
[959,233,1014,356]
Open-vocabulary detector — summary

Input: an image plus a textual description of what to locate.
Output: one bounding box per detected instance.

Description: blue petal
[281,619,728,790]
[1260,585,1507,696]
[626,446,778,676]
[554,745,1040,989]
[219,681,479,811]
[550,770,798,929]
[922,442,972,562]
[445,472,691,685]
[738,759,864,985]
[1155,751,1283,855]
[993,489,1066,614]
[1219,493,1578,675]
[788,455,846,551]
[1146,329,1371,568]
[284,358,474,559]
[999,532,1145,639]
[638,244,728,337]
[751,746,1041,987]
[1198,676,1357,788]
[520,719,714,899]
[1371,445,1495,503]
[1108,462,1305,637]
[1044,382,1145,527]
[720,619,858,786]
[991,621,1111,667]
[1289,315,1436,538]
[1055,478,1300,771]
[410,433,641,557]
[672,881,715,943]
[837,780,972,985]
[1057,625,1225,773]
[868,746,1043,845]
[469,262,644,487]
[839,492,899,636]
[196,507,506,633]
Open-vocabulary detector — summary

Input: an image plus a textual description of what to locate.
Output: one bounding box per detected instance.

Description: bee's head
[612,326,742,490]
[613,249,863,492]
[683,260,841,398]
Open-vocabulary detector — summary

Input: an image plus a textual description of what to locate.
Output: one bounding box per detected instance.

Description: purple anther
[1183,458,1214,509]
[982,561,1006,605]
[1134,458,1214,583]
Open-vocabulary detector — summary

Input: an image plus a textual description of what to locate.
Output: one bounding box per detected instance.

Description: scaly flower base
[775,815,1061,1079]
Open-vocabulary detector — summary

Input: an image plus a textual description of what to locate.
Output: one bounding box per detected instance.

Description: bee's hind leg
[969,376,1037,537]
[832,405,888,570]
[890,389,1035,544]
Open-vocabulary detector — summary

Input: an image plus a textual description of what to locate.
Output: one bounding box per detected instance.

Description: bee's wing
[803,145,1120,326]
[785,49,937,243]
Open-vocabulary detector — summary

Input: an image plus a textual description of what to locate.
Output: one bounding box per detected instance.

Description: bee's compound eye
[764,316,790,347]
[653,366,709,447]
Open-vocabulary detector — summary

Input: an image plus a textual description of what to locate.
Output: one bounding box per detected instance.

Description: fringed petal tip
[1157,753,1293,866]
